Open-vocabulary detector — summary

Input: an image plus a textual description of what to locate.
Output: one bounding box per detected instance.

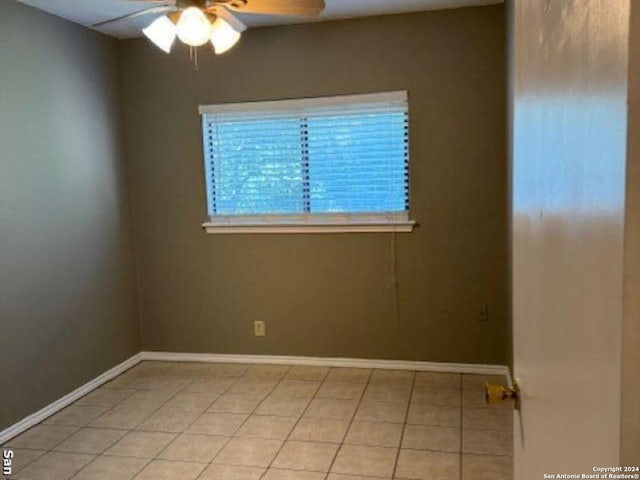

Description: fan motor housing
[176,0,207,9]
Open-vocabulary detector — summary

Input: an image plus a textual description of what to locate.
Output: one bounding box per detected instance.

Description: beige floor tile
[411,385,461,407]
[163,392,219,412]
[75,388,135,408]
[327,475,390,480]
[462,408,512,431]
[183,377,237,394]
[331,445,397,477]
[263,468,326,480]
[7,425,77,450]
[285,366,329,381]
[105,375,150,390]
[120,365,162,378]
[315,382,366,400]
[105,431,176,458]
[135,407,200,433]
[402,424,460,452]
[54,428,127,454]
[362,384,411,403]
[395,449,460,480]
[8,448,46,473]
[115,370,154,382]
[407,404,460,427]
[272,441,338,472]
[290,417,349,443]
[199,464,265,480]
[304,398,358,420]
[133,367,175,379]
[369,369,414,386]
[354,400,407,423]
[325,368,371,384]
[117,390,174,410]
[158,433,228,463]
[167,363,215,376]
[236,415,297,440]
[414,372,461,388]
[245,365,291,379]
[133,459,205,480]
[462,388,492,409]
[209,364,251,377]
[7,364,512,480]
[128,362,173,376]
[186,412,247,436]
[344,421,403,447]
[116,363,157,380]
[462,374,506,390]
[16,451,94,480]
[138,375,192,393]
[213,437,282,468]
[208,394,264,414]
[72,455,148,480]
[271,379,320,398]
[463,428,512,456]
[462,454,512,480]
[255,395,310,417]
[89,407,154,429]
[226,379,278,397]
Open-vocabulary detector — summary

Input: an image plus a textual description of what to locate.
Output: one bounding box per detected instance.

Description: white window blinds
[199,91,411,232]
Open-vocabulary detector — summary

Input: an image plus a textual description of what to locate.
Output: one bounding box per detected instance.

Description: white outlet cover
[254,321,266,337]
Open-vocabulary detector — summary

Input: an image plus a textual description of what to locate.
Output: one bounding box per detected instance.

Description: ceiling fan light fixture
[176,6,212,47]
[210,18,241,54]
[142,15,176,54]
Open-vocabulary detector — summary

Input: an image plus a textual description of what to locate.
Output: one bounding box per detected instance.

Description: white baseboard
[0,352,144,445]
[1,350,511,444]
[141,351,511,378]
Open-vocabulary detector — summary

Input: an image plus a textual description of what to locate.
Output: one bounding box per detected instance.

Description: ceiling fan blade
[92,5,174,28]
[205,5,247,32]
[218,0,325,17]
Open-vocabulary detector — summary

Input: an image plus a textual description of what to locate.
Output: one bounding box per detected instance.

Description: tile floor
[3,361,513,480]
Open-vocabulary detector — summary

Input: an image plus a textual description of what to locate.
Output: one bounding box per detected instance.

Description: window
[199,91,414,233]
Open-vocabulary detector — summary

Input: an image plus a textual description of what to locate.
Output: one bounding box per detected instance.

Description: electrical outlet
[254,321,266,337]
[479,304,489,323]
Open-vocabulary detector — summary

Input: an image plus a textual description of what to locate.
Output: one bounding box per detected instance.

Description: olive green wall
[120,5,508,364]
[0,1,140,429]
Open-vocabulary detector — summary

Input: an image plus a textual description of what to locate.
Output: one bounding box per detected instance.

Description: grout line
[74,363,217,477]
[322,368,373,479]
[10,363,164,476]
[390,371,417,479]
[257,370,329,479]
[111,368,244,479]
[193,365,293,480]
[69,363,198,479]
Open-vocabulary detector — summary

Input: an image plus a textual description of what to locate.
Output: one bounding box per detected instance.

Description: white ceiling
[16,0,501,39]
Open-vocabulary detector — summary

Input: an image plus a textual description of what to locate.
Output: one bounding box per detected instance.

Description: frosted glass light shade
[142,16,176,53]
[177,7,212,47]
[210,18,241,54]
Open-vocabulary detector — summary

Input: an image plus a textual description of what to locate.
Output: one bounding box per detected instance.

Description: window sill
[202,220,416,234]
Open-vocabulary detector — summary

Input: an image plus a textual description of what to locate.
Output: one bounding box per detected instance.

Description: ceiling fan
[94,0,326,54]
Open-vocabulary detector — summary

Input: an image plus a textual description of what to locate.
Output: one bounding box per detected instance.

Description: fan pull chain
[390,231,400,332]
[188,46,200,71]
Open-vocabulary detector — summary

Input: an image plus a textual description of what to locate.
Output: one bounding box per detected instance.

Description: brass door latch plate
[484,381,520,410]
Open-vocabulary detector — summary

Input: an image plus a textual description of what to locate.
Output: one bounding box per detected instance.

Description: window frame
[199,91,415,234]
